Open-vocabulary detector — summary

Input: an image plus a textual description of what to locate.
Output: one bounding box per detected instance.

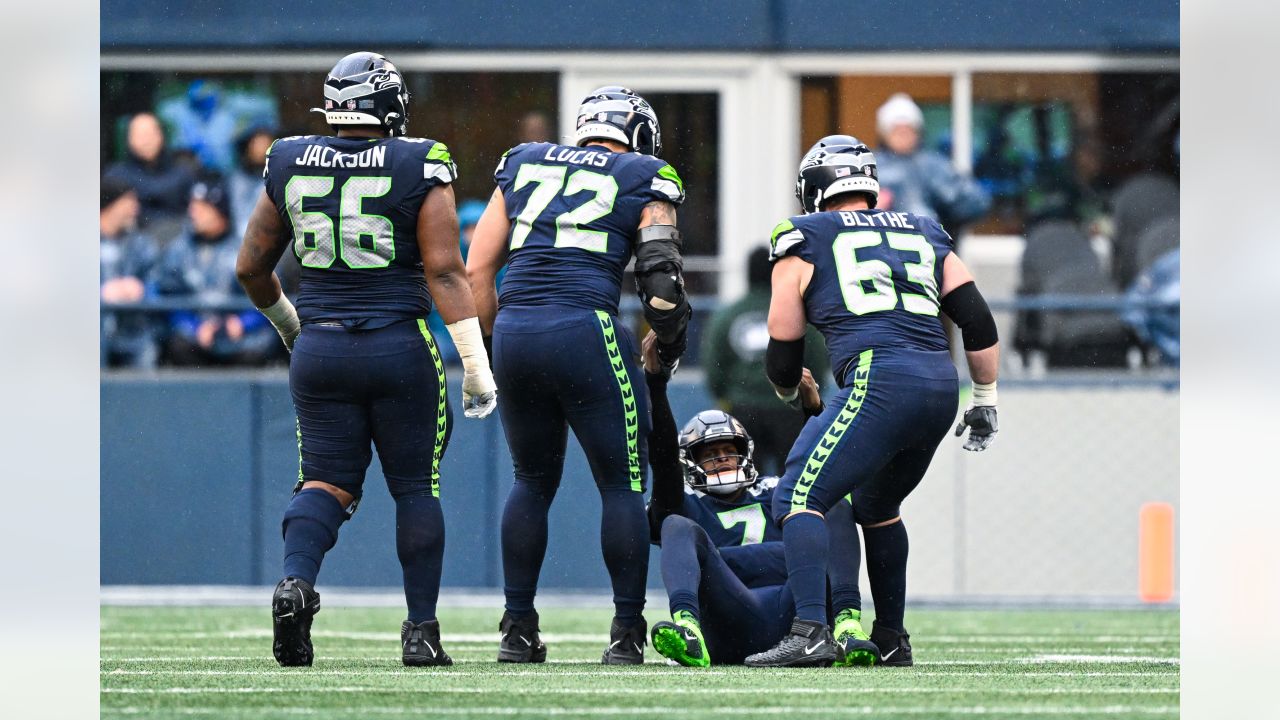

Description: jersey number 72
[509,164,618,253]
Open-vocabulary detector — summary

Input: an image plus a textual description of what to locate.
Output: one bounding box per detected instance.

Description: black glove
[954,405,998,452]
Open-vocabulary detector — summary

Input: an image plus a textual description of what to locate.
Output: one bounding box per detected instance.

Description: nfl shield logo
[346,100,356,110]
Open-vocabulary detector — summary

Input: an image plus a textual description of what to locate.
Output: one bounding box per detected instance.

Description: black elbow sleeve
[940,281,999,351]
[765,337,805,389]
[634,225,690,345]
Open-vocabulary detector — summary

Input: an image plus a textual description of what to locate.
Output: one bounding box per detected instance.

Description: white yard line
[103,686,1180,695]
[102,668,1180,677]
[101,705,1179,716]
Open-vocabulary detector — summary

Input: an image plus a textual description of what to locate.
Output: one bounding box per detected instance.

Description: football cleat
[498,610,547,663]
[744,618,837,668]
[272,577,320,667]
[651,610,710,667]
[401,619,453,667]
[833,609,878,667]
[870,621,914,667]
[601,616,647,665]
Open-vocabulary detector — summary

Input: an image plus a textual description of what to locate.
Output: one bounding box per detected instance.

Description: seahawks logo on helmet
[312,51,411,137]
[573,86,663,156]
[678,410,759,496]
[795,135,880,214]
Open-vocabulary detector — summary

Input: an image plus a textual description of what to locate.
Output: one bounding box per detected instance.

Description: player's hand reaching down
[642,330,674,380]
[797,368,823,416]
[954,405,998,451]
[462,369,498,419]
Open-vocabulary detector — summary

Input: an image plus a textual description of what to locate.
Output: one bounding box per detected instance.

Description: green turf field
[101,605,1178,719]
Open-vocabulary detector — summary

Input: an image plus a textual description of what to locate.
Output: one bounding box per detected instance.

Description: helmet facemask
[679,428,759,496]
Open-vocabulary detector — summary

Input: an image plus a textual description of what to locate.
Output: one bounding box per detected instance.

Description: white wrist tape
[970,381,998,407]
[259,294,300,344]
[445,317,491,374]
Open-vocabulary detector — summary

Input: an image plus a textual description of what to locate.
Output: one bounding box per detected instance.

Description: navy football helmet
[678,410,759,496]
[796,134,880,213]
[574,86,662,156]
[313,52,411,137]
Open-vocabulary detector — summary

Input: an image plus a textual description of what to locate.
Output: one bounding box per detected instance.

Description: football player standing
[745,135,1000,667]
[467,87,692,664]
[236,52,497,668]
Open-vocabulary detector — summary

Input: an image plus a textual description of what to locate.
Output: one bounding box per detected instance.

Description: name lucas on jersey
[295,144,387,169]
[836,210,916,230]
[542,146,610,167]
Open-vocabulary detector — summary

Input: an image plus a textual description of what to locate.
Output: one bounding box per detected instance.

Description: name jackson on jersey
[294,143,387,169]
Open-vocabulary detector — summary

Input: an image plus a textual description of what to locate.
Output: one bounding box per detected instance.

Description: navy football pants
[774,348,958,524]
[659,515,794,664]
[290,319,452,500]
[493,306,651,618]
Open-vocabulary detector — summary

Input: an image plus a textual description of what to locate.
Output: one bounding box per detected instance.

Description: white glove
[258,294,300,352]
[446,317,498,419]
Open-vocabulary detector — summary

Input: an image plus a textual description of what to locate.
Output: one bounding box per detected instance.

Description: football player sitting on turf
[641,333,879,667]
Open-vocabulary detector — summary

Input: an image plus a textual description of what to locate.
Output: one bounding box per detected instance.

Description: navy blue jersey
[679,477,784,547]
[494,142,685,315]
[770,209,954,384]
[264,134,458,325]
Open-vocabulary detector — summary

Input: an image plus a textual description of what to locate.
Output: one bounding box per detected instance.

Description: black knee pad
[291,480,362,518]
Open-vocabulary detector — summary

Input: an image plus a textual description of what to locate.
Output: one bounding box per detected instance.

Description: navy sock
[658,515,706,622]
[826,506,863,614]
[863,520,909,631]
[501,481,555,616]
[599,487,648,624]
[783,512,830,624]
[395,491,445,623]
[281,488,348,586]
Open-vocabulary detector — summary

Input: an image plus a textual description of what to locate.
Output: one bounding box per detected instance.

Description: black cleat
[870,621,913,667]
[497,610,547,663]
[272,577,320,667]
[601,616,647,665]
[744,618,838,668]
[402,619,453,666]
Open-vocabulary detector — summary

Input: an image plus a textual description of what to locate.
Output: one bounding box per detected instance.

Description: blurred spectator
[1123,248,1179,366]
[1023,132,1114,233]
[428,199,490,364]
[701,247,831,476]
[228,125,300,299]
[157,80,239,172]
[100,177,161,368]
[228,125,276,238]
[874,93,990,231]
[151,176,281,366]
[103,112,196,240]
[517,110,553,143]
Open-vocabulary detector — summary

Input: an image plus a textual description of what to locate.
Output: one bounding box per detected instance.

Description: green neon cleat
[833,609,878,667]
[651,610,710,667]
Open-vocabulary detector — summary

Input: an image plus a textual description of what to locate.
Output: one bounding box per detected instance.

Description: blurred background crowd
[101,69,1179,386]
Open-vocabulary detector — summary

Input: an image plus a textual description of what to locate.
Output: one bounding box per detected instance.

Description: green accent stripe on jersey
[426,142,452,164]
[657,164,684,194]
[418,319,448,497]
[770,219,796,249]
[790,349,873,513]
[595,310,643,492]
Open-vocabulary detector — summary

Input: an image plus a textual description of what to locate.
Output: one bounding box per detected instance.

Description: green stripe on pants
[595,310,642,492]
[417,319,448,497]
[790,349,874,514]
